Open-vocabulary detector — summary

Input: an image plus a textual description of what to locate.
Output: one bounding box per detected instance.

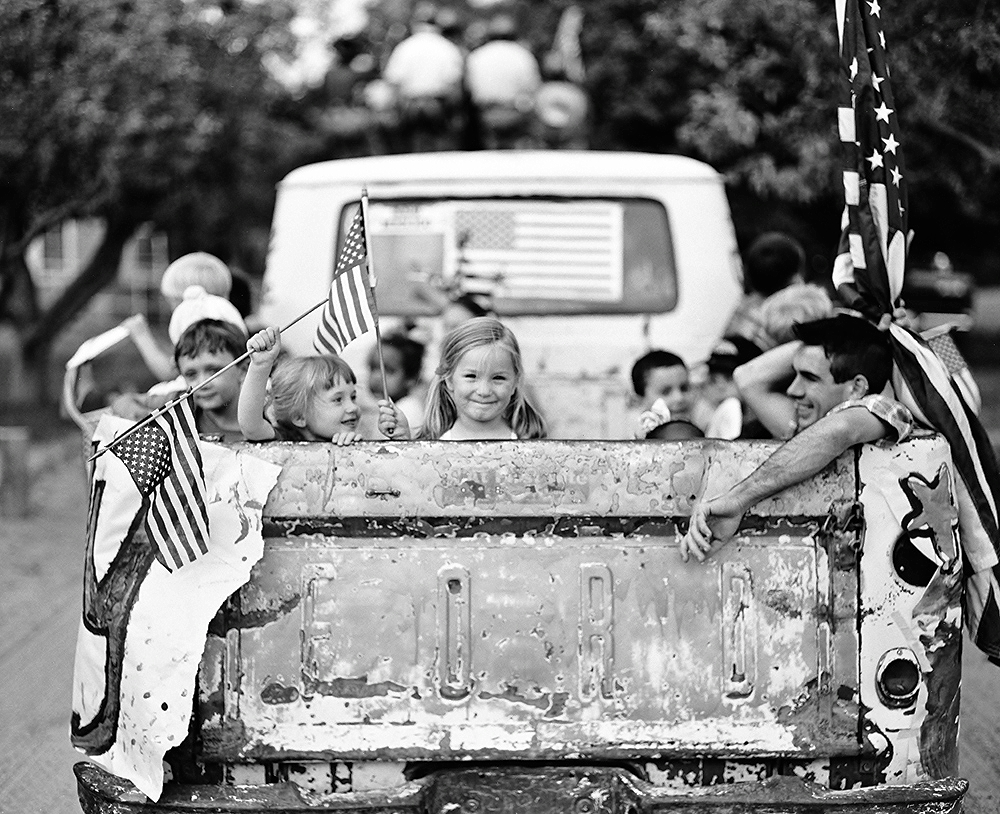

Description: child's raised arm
[238,327,281,441]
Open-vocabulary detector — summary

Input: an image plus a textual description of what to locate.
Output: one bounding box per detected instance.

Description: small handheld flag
[314,203,378,355]
[111,398,210,571]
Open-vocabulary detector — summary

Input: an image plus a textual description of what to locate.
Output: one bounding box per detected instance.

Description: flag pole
[360,187,391,406]
[88,297,328,463]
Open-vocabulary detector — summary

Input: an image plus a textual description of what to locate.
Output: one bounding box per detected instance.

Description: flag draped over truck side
[71,415,280,800]
[833,0,1000,663]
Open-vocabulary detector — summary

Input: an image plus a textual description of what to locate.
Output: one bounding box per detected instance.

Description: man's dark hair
[630,349,687,397]
[174,319,248,365]
[792,314,892,394]
[744,232,806,296]
[381,333,426,380]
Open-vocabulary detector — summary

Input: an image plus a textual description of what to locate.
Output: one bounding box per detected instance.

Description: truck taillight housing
[875,648,921,708]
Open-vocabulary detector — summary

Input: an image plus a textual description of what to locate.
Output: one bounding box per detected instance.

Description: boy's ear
[291,413,308,428]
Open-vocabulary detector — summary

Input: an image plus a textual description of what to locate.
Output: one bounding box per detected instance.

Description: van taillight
[875,649,921,708]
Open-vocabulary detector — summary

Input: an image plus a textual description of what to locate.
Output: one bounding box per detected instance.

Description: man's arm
[733,341,800,440]
[680,406,890,562]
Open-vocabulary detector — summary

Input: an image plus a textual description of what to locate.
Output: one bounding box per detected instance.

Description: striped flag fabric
[314,206,377,354]
[110,398,210,571]
[833,0,1000,663]
[454,201,623,302]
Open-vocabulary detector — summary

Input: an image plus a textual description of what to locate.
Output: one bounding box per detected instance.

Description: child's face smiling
[178,349,243,413]
[301,378,360,440]
[447,344,516,429]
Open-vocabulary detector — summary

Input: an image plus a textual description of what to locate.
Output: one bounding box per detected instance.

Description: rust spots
[918,621,961,779]
[763,588,802,619]
[303,674,408,698]
[479,682,570,718]
[261,682,300,705]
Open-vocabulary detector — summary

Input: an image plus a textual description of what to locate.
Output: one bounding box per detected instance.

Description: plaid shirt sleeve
[829,394,914,445]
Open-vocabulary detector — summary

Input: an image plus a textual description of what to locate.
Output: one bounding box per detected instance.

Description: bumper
[75,762,967,813]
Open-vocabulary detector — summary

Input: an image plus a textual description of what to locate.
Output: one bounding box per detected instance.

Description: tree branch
[23,214,140,362]
[914,116,1000,170]
[1,181,109,262]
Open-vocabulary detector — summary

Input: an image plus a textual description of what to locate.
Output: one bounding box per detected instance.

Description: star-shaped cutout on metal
[900,464,959,571]
[874,101,893,123]
[867,149,884,170]
[882,133,899,154]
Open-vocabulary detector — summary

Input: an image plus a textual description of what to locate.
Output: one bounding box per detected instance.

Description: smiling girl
[416,317,546,440]
[239,326,400,445]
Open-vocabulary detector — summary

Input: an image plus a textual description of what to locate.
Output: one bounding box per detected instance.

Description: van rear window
[336,198,677,316]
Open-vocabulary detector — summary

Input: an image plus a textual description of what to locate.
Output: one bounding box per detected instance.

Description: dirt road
[1,426,998,813]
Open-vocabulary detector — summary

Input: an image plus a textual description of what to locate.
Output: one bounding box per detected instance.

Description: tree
[0,0,301,394]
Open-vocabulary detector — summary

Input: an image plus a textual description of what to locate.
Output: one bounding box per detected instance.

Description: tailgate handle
[722,563,755,699]
[437,565,473,700]
[580,563,614,701]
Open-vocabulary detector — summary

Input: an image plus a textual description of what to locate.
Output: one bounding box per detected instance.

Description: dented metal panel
[201,440,861,764]
[242,439,851,520]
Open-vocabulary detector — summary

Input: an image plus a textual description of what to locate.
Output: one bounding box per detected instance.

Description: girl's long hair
[418,317,547,440]
[269,354,356,436]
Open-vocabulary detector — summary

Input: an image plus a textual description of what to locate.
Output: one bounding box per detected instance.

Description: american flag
[454,202,623,302]
[314,206,377,354]
[834,0,1000,664]
[111,399,210,571]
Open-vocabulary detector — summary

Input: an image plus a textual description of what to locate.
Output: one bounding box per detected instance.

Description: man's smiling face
[786,344,855,433]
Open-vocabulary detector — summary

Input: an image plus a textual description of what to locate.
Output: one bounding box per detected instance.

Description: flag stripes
[314,207,377,354]
[834,0,1000,662]
[112,399,210,571]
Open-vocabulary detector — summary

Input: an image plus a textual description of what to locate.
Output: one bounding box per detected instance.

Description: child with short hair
[415,316,546,440]
[239,326,401,445]
[629,349,693,420]
[172,318,249,442]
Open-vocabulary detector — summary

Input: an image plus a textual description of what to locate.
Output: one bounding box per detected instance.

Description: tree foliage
[0,0,304,367]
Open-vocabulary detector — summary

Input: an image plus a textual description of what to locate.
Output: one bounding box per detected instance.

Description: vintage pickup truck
[74,430,967,812]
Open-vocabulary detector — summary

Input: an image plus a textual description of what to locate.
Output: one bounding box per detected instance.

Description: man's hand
[680,494,746,563]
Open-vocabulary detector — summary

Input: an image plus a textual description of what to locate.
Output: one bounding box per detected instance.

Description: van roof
[280,151,720,188]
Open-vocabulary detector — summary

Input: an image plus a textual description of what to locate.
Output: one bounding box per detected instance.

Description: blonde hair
[759,283,834,348]
[269,355,357,437]
[419,317,546,440]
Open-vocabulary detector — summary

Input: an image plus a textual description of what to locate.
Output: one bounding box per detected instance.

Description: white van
[258,151,743,438]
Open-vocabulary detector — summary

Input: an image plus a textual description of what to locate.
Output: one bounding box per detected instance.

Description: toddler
[239,327,400,445]
[414,316,546,440]
[366,332,427,433]
[629,349,693,420]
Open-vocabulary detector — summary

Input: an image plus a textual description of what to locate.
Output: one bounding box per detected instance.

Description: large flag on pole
[314,205,378,354]
[834,0,1000,663]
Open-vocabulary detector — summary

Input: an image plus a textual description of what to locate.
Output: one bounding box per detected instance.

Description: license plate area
[204,516,857,762]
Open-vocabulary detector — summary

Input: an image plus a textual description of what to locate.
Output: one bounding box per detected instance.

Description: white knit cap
[168,285,247,345]
[160,252,232,301]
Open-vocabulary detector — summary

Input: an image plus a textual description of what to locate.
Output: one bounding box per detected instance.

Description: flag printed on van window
[314,207,377,354]
[111,398,209,571]
[453,201,623,302]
